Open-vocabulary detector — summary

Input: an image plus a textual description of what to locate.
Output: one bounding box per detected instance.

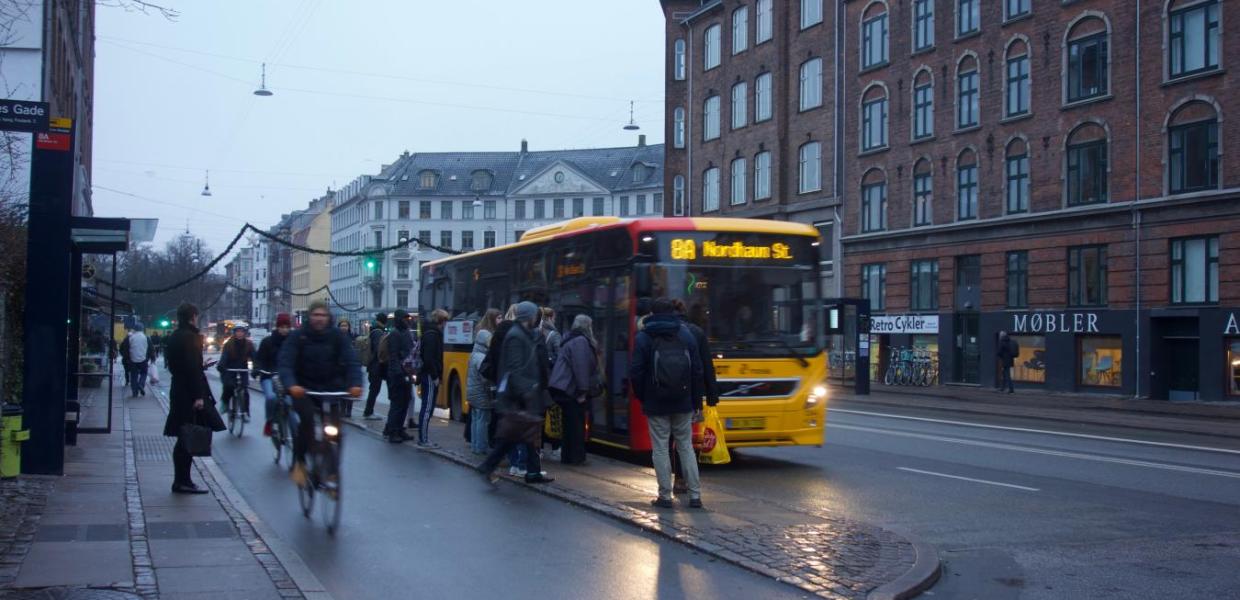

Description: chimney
[638,134,647,147]
[520,139,529,154]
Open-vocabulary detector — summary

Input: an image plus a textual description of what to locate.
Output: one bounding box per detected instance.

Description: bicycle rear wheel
[271,416,285,465]
[228,406,243,437]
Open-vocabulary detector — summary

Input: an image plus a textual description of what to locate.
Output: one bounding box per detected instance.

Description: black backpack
[479,326,507,385]
[649,331,691,404]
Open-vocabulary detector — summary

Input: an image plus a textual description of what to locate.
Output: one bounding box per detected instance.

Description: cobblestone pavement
[344,410,933,600]
[0,477,55,588]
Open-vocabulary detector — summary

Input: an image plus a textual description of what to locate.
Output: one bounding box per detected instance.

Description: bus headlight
[323,424,339,437]
[805,384,828,409]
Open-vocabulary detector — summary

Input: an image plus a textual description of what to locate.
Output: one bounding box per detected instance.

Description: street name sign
[0,99,50,133]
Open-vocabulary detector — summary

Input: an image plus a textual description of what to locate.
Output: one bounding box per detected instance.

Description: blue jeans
[470,408,492,454]
[261,379,279,421]
[508,444,527,470]
[417,378,438,444]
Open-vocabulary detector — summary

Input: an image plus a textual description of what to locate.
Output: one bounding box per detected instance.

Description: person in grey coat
[549,314,599,465]
[467,309,501,454]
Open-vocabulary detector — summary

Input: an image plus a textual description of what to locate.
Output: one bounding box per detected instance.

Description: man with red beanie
[256,313,293,432]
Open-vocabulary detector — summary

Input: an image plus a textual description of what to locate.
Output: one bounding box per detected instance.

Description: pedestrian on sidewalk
[336,318,357,416]
[383,310,417,443]
[414,309,448,449]
[476,301,554,485]
[361,312,389,420]
[163,303,225,495]
[124,325,154,397]
[549,314,599,465]
[217,326,256,420]
[467,309,501,455]
[119,330,134,390]
[486,305,530,475]
[997,331,1019,394]
[671,298,719,493]
[538,306,564,461]
[256,313,292,435]
[630,298,705,509]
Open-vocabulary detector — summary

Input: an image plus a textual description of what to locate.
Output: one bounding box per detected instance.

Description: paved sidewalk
[346,401,938,600]
[0,387,324,600]
[832,384,1240,438]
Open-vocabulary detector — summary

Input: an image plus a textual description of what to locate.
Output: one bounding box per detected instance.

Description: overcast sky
[91,0,666,253]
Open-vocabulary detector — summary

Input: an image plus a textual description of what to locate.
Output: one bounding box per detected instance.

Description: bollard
[1,404,30,478]
[64,400,80,447]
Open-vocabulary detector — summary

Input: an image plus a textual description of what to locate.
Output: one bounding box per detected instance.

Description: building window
[801,0,822,29]
[799,142,822,193]
[419,201,432,219]
[419,170,437,189]
[910,260,939,311]
[914,0,934,51]
[534,199,546,220]
[1006,140,1030,214]
[515,199,526,220]
[1006,0,1030,20]
[637,194,648,215]
[861,177,887,233]
[704,95,721,140]
[653,193,664,214]
[913,72,933,139]
[862,7,888,69]
[861,89,888,151]
[956,152,978,220]
[593,197,605,216]
[440,201,453,220]
[619,196,629,217]
[913,162,932,226]
[397,200,410,219]
[731,82,748,129]
[673,176,686,216]
[733,6,749,54]
[462,201,475,220]
[484,230,496,248]
[1228,340,1240,396]
[1169,114,1218,194]
[1066,125,1108,206]
[673,107,686,148]
[396,290,408,308]
[514,230,526,241]
[1006,251,1028,308]
[1171,237,1219,304]
[1169,1,1219,78]
[1068,245,1108,307]
[417,230,431,245]
[756,72,774,121]
[484,200,496,220]
[731,157,747,206]
[397,229,410,244]
[757,0,773,43]
[373,230,383,248]
[674,38,686,81]
[1011,335,1046,383]
[396,260,410,279]
[373,201,384,220]
[471,170,493,192]
[572,197,584,217]
[1079,336,1122,388]
[705,24,721,70]
[1006,44,1030,117]
[957,58,979,128]
[957,0,979,36]
[553,198,564,219]
[1067,30,1109,102]
[754,151,772,200]
[440,231,452,249]
[862,264,886,311]
[461,231,474,250]
[800,58,823,110]
[703,167,720,212]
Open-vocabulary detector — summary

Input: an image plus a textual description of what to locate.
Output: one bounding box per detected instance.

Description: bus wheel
[449,375,464,422]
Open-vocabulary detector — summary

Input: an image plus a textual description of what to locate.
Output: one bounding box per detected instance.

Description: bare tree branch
[96,0,180,21]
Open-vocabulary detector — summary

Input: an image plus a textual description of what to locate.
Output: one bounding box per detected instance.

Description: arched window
[418,170,438,189]
[861,2,889,69]
[731,157,747,205]
[912,68,933,140]
[800,57,823,110]
[956,149,978,220]
[956,53,980,128]
[861,83,888,151]
[733,6,749,54]
[1167,100,1220,194]
[1005,139,1030,214]
[1005,38,1031,117]
[470,170,493,192]
[731,82,748,129]
[861,168,887,232]
[754,151,772,200]
[799,142,822,193]
[673,175,686,216]
[704,95,721,140]
[1065,15,1110,103]
[705,24,722,70]
[1167,0,1220,79]
[1065,122,1109,205]
[913,158,933,226]
[673,107,686,148]
[703,167,721,212]
[674,39,686,80]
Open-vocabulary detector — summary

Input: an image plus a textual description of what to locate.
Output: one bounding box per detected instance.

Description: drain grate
[133,435,174,462]
[34,524,127,542]
[147,520,236,540]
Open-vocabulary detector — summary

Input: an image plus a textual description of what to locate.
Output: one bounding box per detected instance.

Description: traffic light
[159,319,171,328]
[364,255,378,272]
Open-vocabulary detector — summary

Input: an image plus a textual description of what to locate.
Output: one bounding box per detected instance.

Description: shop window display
[1229,340,1240,396]
[1079,336,1122,387]
[1011,335,1045,383]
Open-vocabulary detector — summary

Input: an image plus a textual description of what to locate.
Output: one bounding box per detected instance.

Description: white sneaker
[508,466,527,477]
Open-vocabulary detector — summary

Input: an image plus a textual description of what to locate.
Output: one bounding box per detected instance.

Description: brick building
[662,0,1239,401]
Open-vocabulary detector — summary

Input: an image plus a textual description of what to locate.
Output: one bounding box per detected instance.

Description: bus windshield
[648,262,820,357]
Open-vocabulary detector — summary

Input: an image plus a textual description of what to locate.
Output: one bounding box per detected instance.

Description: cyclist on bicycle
[218,325,256,421]
[276,300,363,486]
[256,313,293,435]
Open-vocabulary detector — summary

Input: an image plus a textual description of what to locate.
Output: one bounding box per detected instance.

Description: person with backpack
[671,298,720,493]
[361,312,389,420]
[467,309,501,455]
[630,298,705,509]
[413,309,448,449]
[549,314,600,465]
[475,301,554,485]
[382,309,416,443]
[539,307,562,366]
[997,331,1019,394]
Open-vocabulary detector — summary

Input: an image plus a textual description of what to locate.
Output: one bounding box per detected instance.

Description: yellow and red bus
[419,217,827,454]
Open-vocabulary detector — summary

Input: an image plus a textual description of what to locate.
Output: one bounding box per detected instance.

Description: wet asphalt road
[195,368,805,600]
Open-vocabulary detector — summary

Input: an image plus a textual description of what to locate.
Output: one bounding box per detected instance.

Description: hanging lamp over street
[254,63,274,97]
[200,170,212,197]
[623,100,640,131]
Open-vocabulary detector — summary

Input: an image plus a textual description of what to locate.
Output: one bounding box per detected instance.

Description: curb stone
[341,417,941,599]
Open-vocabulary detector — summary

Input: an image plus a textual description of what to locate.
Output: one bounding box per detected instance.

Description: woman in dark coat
[162,303,224,494]
[549,314,599,465]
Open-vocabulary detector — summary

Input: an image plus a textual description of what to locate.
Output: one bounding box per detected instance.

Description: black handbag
[178,417,213,457]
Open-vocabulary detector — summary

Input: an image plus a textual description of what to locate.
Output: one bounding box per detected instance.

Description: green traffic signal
[365,257,377,271]
[159,319,171,328]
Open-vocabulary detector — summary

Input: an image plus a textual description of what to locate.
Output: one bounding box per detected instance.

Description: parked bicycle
[883,347,939,387]
[297,390,349,535]
[224,369,251,437]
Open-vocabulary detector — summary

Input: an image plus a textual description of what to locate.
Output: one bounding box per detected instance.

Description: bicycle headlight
[323,424,339,437]
[805,384,828,409]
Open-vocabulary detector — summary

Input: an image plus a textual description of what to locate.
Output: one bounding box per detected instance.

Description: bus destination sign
[669,238,794,261]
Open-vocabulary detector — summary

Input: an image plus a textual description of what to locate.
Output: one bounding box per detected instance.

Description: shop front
[869,314,941,385]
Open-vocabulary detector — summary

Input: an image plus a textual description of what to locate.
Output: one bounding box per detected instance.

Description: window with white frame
[733,6,749,54]
[703,167,720,212]
[705,24,722,70]
[673,175,686,216]
[731,157,747,205]
[757,0,773,43]
[799,142,821,193]
[674,39,686,80]
[704,95,721,140]
[800,57,823,110]
[673,107,686,148]
[731,82,748,129]
[754,151,772,200]
[756,72,773,121]
[801,0,822,29]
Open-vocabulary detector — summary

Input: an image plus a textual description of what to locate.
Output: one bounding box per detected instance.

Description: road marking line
[830,407,1240,455]
[896,467,1040,491]
[832,423,1240,479]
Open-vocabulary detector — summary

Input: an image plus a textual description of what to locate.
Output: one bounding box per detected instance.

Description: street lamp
[623,100,640,131]
[254,63,274,97]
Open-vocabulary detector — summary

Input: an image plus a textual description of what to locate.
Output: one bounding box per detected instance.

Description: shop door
[1165,338,1200,401]
[954,313,980,384]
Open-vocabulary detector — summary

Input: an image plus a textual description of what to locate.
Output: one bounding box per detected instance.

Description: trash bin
[1,404,30,478]
[65,400,80,447]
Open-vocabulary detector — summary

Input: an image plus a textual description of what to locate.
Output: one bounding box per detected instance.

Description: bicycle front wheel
[318,442,341,535]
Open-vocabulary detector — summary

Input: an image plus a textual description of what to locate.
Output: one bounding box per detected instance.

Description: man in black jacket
[383,310,416,443]
[362,312,388,420]
[255,313,292,433]
[414,309,448,449]
[162,303,224,494]
[217,326,256,419]
[670,299,718,493]
[277,301,363,485]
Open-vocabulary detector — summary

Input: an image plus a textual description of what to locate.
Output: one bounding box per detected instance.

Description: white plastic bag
[148,362,160,385]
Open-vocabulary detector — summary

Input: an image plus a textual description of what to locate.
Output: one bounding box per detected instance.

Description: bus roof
[423,217,818,268]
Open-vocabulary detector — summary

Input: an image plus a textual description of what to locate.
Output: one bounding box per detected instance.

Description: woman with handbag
[549,314,600,465]
[162,303,226,494]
